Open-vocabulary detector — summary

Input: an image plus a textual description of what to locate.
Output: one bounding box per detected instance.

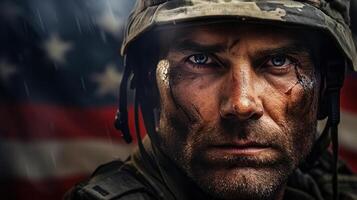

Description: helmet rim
[122,0,357,71]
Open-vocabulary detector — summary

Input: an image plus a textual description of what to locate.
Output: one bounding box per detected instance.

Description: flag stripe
[341,75,357,113]
[340,148,357,173]
[0,103,145,141]
[339,111,357,152]
[0,139,133,180]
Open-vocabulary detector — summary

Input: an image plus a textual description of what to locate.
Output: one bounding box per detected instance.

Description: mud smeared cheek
[168,66,207,127]
[156,59,170,92]
[156,59,205,139]
[155,59,220,175]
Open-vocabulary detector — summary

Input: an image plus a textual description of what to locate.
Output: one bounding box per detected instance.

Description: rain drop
[36,9,45,32]
[80,76,86,91]
[23,80,30,97]
[75,17,82,34]
[50,149,57,169]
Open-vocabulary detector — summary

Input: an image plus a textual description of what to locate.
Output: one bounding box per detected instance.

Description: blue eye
[268,55,293,67]
[272,56,285,66]
[188,54,209,64]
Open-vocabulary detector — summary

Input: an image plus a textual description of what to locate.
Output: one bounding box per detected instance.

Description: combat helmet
[115,1,357,200]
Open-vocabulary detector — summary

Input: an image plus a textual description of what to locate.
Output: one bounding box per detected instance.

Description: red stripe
[341,74,357,113]
[1,175,88,200]
[0,103,146,141]
[339,73,357,173]
[340,147,357,173]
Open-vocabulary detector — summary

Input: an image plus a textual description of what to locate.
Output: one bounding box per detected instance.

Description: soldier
[66,0,357,200]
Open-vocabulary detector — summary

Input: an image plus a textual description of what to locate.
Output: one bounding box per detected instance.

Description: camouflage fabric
[121,0,357,71]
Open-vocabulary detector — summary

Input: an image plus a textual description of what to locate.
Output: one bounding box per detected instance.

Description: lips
[209,141,273,156]
[197,140,283,168]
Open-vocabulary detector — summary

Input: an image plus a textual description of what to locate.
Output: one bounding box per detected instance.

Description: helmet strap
[326,59,346,200]
[115,55,133,143]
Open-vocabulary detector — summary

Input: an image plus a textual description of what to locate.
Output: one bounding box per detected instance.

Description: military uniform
[65,137,357,200]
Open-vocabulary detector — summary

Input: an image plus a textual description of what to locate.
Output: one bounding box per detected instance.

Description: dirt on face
[155,23,320,200]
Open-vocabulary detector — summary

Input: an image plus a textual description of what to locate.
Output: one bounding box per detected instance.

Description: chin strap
[326,60,345,200]
[115,53,159,145]
[114,53,162,177]
[328,87,340,200]
[115,55,133,143]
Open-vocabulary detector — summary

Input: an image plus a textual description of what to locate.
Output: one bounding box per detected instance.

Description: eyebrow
[171,39,226,53]
[254,43,311,57]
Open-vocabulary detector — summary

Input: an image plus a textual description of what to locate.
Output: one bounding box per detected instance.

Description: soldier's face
[155,24,320,200]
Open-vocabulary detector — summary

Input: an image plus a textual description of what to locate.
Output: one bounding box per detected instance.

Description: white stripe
[339,110,357,152]
[0,139,134,180]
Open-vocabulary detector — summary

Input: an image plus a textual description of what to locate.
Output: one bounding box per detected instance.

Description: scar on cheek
[297,74,315,92]
[284,66,316,95]
[156,59,170,90]
[285,67,317,115]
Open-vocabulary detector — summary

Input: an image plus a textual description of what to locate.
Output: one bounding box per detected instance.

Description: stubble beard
[158,113,316,200]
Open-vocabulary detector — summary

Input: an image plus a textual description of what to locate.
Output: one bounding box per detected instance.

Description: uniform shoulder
[299,152,357,200]
[64,160,158,200]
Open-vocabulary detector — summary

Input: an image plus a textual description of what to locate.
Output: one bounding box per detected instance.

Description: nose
[220,64,264,121]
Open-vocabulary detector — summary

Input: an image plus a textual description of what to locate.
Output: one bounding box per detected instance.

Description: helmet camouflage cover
[122,0,357,71]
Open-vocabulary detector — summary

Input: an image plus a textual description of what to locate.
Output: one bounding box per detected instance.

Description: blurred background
[0,0,356,200]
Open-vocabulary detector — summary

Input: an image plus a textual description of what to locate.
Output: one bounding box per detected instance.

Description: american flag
[0,0,135,199]
[0,0,356,200]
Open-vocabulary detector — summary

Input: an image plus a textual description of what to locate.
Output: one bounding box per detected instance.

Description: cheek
[279,74,319,158]
[262,74,319,127]
[155,60,223,155]
[173,76,223,123]
[157,61,224,125]
[261,74,319,131]
[287,73,320,120]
